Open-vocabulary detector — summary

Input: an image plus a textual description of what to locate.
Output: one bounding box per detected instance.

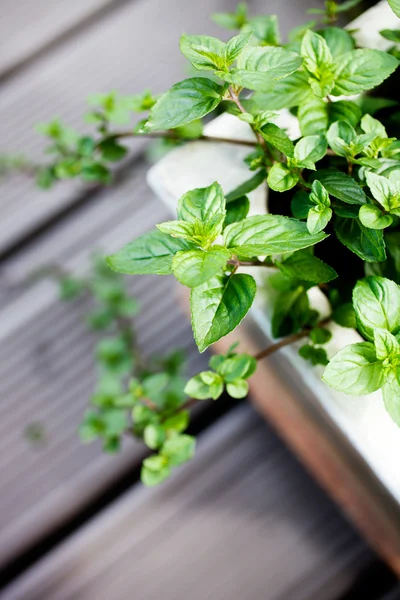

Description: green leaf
[307,206,332,233]
[227,47,303,92]
[277,250,337,283]
[226,170,265,202]
[260,123,294,157]
[333,49,399,96]
[301,30,333,76]
[299,344,329,366]
[312,170,366,205]
[225,32,252,65]
[380,29,400,43]
[297,95,328,136]
[388,0,400,18]
[382,370,400,426]
[358,204,393,230]
[328,100,361,129]
[180,35,226,71]
[267,163,299,191]
[141,456,171,487]
[145,78,224,131]
[184,371,224,400]
[212,4,248,30]
[224,214,327,256]
[320,27,355,58]
[310,180,330,207]
[162,434,196,466]
[163,411,190,435]
[310,327,332,344]
[291,190,313,219]
[246,15,280,46]
[353,277,400,340]
[365,172,393,211]
[331,303,355,329]
[178,182,226,223]
[326,120,356,156]
[294,135,327,167]
[323,342,384,395]
[253,72,311,110]
[226,379,249,398]
[374,328,400,361]
[172,246,231,288]
[272,287,311,338]
[224,196,250,227]
[107,230,194,275]
[190,274,256,352]
[144,424,166,450]
[335,218,386,263]
[216,354,257,382]
[98,138,127,162]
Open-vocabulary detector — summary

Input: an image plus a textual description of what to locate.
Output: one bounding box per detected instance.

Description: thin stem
[254,317,331,361]
[228,86,267,150]
[108,130,257,147]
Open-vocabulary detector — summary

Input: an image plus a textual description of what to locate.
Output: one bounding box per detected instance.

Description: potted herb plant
[3,0,400,490]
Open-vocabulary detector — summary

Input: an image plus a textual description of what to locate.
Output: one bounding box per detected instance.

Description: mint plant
[3,0,400,485]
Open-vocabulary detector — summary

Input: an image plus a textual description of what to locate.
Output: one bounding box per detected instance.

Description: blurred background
[0,0,399,598]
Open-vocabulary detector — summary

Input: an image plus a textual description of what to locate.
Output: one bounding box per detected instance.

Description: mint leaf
[335,218,386,263]
[277,250,337,283]
[294,134,327,167]
[146,78,224,131]
[332,303,356,329]
[307,206,332,234]
[162,434,196,466]
[178,182,226,223]
[227,47,303,92]
[353,277,400,341]
[301,30,333,76]
[299,344,329,366]
[225,32,252,65]
[374,328,400,361]
[226,379,249,398]
[260,123,294,157]
[382,370,400,426]
[380,29,400,43]
[312,169,366,205]
[246,15,280,46]
[224,214,327,256]
[180,35,226,71]
[298,96,328,136]
[320,27,355,58]
[184,371,224,400]
[172,246,231,288]
[326,120,356,157]
[224,196,250,227]
[253,72,311,110]
[190,274,256,352]
[333,49,399,96]
[365,172,393,212]
[267,163,299,191]
[358,204,393,230]
[323,342,384,395]
[388,0,400,18]
[107,231,193,275]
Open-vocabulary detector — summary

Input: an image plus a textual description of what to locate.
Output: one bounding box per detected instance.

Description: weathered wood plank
[0,0,321,254]
[0,405,373,600]
[0,0,124,78]
[0,164,208,569]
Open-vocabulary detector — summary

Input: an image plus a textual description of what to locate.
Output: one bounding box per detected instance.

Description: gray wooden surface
[0,405,373,600]
[0,0,380,597]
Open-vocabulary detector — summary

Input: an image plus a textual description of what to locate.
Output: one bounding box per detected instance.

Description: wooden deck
[0,0,395,597]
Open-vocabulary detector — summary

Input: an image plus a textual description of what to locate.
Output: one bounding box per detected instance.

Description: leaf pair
[324,277,400,425]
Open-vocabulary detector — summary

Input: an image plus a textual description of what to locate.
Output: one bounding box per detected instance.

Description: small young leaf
[294,135,327,167]
[190,274,256,352]
[309,327,332,345]
[332,303,356,329]
[301,30,333,76]
[353,277,400,341]
[323,342,384,395]
[184,371,224,400]
[267,163,299,191]
[178,181,226,223]
[380,29,400,43]
[299,344,329,366]
[107,230,194,275]
[172,246,231,288]
[162,434,196,466]
[226,379,249,398]
[358,204,393,230]
[180,35,226,71]
[225,32,252,65]
[260,123,294,157]
[374,328,400,361]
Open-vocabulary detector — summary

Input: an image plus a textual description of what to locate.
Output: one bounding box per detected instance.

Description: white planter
[147,1,400,505]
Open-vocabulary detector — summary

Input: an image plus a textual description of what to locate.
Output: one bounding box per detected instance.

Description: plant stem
[228,86,267,150]
[109,130,257,147]
[254,317,331,361]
